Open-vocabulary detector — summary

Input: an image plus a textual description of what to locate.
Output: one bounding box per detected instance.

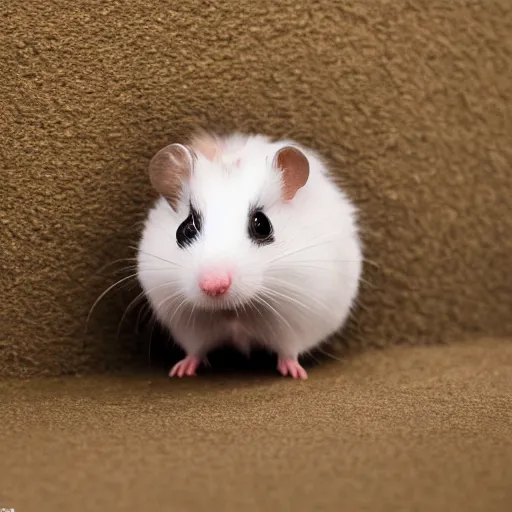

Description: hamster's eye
[248,210,274,245]
[176,207,201,248]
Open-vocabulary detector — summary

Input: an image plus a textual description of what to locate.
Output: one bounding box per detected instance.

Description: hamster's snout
[198,271,232,297]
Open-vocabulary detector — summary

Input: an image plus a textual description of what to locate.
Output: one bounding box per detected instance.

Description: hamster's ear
[273,146,310,201]
[148,143,195,210]
[190,130,222,161]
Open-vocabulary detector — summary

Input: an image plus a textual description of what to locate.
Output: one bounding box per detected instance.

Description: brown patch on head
[190,131,223,162]
[148,143,194,210]
[274,146,310,201]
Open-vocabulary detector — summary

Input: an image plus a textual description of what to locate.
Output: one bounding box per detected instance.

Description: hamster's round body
[137,133,362,379]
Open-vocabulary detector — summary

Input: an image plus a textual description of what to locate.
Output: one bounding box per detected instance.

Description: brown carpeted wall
[1,0,512,377]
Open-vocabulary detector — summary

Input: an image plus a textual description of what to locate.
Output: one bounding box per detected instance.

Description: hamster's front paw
[277,357,308,380]
[169,355,202,378]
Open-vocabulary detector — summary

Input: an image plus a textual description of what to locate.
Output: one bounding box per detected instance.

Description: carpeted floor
[2,339,511,512]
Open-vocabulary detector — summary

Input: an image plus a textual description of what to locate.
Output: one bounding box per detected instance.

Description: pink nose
[199,272,232,297]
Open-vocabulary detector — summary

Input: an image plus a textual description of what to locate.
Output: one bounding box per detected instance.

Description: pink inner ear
[190,132,223,161]
[276,146,310,201]
[148,143,193,211]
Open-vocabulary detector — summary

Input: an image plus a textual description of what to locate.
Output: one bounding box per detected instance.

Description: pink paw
[169,356,201,378]
[277,358,308,380]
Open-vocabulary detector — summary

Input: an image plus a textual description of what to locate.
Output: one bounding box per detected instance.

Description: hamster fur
[137,132,362,379]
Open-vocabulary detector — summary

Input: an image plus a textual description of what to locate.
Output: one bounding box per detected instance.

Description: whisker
[316,345,345,363]
[250,297,282,340]
[129,219,147,231]
[260,286,321,322]
[255,292,295,335]
[97,257,139,275]
[362,258,379,268]
[272,231,378,268]
[167,296,189,327]
[186,301,198,329]
[116,289,148,341]
[303,347,321,365]
[112,265,178,276]
[272,258,366,265]
[143,291,184,363]
[260,285,316,314]
[241,301,254,315]
[263,276,333,316]
[270,263,374,288]
[137,249,187,270]
[266,230,354,265]
[85,273,140,335]
[155,290,184,317]
[246,296,275,335]
[116,280,181,341]
[271,217,356,249]
[246,299,264,318]
[135,301,151,335]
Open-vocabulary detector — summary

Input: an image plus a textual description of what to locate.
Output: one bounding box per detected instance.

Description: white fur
[137,134,363,361]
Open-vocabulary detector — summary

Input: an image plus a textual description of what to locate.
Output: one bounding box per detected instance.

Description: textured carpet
[1,339,511,512]
[1,0,512,376]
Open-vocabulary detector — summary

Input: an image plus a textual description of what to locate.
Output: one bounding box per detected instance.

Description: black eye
[248,210,274,245]
[176,206,201,248]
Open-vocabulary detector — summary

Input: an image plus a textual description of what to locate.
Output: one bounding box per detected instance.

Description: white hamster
[137,132,362,379]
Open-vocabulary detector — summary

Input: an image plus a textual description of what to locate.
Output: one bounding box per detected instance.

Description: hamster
[137,131,362,380]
